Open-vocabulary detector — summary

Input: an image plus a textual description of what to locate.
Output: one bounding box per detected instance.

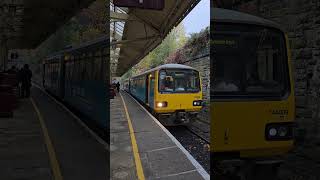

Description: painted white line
[147,146,177,153]
[122,91,210,180]
[157,169,197,179]
[32,83,109,151]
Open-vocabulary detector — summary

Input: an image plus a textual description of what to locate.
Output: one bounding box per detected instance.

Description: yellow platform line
[119,93,145,180]
[30,98,63,180]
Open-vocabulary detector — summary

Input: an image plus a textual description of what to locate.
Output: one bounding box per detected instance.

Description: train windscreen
[211,23,290,99]
[158,69,200,93]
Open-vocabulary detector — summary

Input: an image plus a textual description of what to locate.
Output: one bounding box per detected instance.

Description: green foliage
[32,0,106,65]
[184,26,210,57]
[123,23,187,78]
[165,26,209,64]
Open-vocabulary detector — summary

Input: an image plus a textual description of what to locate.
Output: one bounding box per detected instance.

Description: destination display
[211,37,238,49]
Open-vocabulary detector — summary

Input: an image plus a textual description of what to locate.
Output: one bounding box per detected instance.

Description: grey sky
[182,0,210,36]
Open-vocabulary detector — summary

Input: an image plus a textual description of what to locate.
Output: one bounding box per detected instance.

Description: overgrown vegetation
[122,25,209,79]
[29,0,106,73]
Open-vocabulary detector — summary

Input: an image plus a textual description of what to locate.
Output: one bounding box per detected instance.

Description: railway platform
[0,85,108,179]
[110,91,209,180]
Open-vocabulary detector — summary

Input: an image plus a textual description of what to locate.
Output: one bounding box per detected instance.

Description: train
[42,37,108,132]
[211,8,295,166]
[124,64,203,126]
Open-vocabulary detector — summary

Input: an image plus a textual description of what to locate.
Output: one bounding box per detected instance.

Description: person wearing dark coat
[116,82,120,93]
[21,64,32,98]
[17,68,23,97]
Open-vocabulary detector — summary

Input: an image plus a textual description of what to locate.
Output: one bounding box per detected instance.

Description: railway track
[185,125,210,144]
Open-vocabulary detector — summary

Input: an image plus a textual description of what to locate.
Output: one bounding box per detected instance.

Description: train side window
[69,56,74,80]
[80,54,86,81]
[84,53,89,80]
[74,56,80,81]
[97,50,103,80]
[94,52,101,80]
[87,52,93,80]
[79,54,84,80]
[78,55,82,81]
[69,56,74,81]
[65,61,69,81]
[102,48,108,83]
[50,63,52,81]
[71,56,77,80]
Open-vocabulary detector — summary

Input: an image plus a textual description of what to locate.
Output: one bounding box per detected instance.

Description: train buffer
[110,91,210,180]
[0,86,108,179]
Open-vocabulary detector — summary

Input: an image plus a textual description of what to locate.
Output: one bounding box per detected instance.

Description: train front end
[153,67,203,126]
[211,8,295,161]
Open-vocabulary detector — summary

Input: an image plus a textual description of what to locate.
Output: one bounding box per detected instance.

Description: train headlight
[278,127,288,137]
[265,123,294,141]
[193,100,202,106]
[156,101,167,108]
[269,128,277,136]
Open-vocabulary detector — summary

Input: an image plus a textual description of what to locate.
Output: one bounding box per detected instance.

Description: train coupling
[175,111,199,123]
[176,111,187,122]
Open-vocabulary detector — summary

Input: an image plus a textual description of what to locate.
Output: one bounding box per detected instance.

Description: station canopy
[0,0,96,49]
[110,0,201,76]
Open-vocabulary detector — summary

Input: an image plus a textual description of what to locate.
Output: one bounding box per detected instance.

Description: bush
[164,27,209,63]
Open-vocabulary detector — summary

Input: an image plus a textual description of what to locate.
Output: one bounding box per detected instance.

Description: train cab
[211,8,295,162]
[128,64,203,126]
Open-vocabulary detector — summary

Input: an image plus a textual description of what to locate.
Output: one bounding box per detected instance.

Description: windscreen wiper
[257,29,268,50]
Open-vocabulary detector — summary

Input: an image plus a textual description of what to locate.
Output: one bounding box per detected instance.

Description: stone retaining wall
[182,53,210,123]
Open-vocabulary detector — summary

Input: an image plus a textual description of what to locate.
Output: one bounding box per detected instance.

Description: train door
[129,79,131,93]
[149,74,155,109]
[60,55,66,98]
[145,74,149,104]
[42,63,45,87]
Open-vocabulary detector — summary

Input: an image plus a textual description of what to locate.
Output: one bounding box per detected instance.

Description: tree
[32,0,106,69]
[130,22,187,74]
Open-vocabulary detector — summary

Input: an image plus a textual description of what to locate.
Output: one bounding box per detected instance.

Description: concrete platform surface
[110,91,209,180]
[31,87,109,180]
[110,94,137,180]
[0,87,109,179]
[0,98,52,180]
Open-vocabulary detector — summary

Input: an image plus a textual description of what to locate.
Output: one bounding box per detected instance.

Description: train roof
[131,64,197,79]
[211,8,283,31]
[45,36,108,60]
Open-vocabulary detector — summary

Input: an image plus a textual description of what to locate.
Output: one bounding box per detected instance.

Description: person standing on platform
[17,67,24,98]
[21,64,32,98]
[116,82,120,93]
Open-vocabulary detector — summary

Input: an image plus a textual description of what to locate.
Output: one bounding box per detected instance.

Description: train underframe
[156,110,199,126]
[211,154,285,180]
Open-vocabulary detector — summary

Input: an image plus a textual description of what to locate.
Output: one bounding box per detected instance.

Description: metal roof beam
[110,11,129,21]
[110,35,159,46]
[110,28,122,40]
[130,14,161,35]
